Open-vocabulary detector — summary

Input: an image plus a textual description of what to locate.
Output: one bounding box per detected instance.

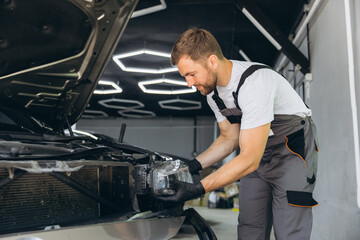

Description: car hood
[0,0,138,131]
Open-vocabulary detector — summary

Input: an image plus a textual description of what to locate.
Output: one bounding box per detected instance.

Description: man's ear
[207,54,218,70]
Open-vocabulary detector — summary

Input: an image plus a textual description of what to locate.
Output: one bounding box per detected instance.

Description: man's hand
[185,158,203,174]
[155,179,205,203]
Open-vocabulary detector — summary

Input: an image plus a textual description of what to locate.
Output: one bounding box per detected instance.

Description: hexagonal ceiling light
[81,110,109,119]
[94,80,123,94]
[98,98,144,110]
[112,49,178,74]
[138,78,196,95]
[118,109,156,118]
[158,98,202,110]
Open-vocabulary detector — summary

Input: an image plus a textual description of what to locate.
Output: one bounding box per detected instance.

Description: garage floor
[171,206,237,239]
[172,206,276,240]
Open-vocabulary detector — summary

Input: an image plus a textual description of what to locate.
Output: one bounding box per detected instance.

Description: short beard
[200,68,217,96]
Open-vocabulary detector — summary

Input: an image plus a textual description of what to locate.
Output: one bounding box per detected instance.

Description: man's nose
[186,77,194,87]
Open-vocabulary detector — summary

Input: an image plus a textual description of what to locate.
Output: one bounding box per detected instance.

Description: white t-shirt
[207,60,311,129]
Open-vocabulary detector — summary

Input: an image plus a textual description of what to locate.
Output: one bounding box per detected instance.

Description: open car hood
[0,0,137,131]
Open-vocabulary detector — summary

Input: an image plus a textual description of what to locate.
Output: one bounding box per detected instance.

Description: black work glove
[155,178,205,203]
[185,158,203,174]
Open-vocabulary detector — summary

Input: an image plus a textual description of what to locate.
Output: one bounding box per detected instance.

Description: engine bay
[0,132,192,235]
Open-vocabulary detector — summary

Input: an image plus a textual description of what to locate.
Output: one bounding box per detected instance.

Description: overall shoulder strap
[232,64,272,109]
[212,88,227,110]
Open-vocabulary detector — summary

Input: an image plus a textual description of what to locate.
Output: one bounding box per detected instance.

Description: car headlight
[149,160,193,196]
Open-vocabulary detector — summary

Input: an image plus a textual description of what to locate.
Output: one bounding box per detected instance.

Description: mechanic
[156,28,319,240]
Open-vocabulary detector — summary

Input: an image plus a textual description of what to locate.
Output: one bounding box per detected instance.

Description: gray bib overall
[212,65,319,240]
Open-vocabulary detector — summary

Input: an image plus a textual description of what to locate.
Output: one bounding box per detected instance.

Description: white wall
[77,116,215,160]
[293,0,360,239]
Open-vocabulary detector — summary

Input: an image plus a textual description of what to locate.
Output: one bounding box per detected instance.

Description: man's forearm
[196,135,239,169]
[200,123,270,192]
[200,153,259,192]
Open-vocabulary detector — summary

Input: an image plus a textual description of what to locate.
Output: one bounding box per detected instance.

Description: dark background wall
[77,116,215,160]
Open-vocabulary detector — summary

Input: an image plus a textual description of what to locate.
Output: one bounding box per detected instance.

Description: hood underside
[0,0,138,131]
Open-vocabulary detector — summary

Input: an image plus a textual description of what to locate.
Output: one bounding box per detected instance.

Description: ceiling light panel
[98,98,144,110]
[118,109,156,118]
[81,110,108,119]
[112,49,178,74]
[131,0,167,18]
[94,80,123,94]
[242,8,282,51]
[238,49,252,62]
[159,99,202,110]
[138,78,196,95]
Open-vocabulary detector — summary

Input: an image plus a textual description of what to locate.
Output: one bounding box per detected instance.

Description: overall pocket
[285,128,307,168]
[286,127,318,185]
[286,190,318,207]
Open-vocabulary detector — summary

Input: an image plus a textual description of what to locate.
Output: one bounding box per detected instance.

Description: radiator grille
[0,167,99,235]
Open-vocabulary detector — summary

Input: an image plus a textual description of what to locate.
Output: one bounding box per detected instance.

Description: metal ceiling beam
[235,0,310,74]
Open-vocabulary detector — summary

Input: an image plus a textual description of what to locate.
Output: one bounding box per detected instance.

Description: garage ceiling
[86,0,309,119]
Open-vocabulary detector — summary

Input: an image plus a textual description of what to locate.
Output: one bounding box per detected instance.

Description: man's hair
[171,28,224,66]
